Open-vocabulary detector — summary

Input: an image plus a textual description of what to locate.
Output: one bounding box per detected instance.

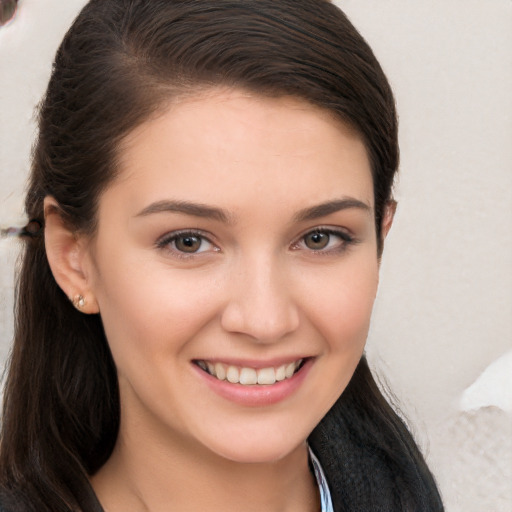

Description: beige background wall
[1,1,511,510]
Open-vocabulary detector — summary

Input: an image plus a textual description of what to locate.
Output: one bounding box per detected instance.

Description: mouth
[194,358,305,386]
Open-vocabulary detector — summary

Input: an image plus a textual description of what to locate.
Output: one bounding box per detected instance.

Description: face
[83,90,380,463]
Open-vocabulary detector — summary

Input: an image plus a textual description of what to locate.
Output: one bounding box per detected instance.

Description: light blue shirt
[309,446,334,512]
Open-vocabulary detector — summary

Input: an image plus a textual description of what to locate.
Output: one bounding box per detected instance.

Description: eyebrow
[293,198,371,222]
[135,200,233,224]
[135,197,371,224]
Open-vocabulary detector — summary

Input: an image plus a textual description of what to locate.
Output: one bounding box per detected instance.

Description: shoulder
[309,403,444,512]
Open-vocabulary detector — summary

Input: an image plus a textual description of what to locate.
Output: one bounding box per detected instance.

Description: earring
[73,294,86,310]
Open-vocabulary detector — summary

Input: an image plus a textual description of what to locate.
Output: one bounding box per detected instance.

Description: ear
[44,197,100,314]
[381,200,397,241]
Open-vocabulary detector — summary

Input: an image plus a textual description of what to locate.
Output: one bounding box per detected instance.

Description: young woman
[0,1,444,511]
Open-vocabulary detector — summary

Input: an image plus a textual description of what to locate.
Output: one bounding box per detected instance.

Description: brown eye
[304,231,330,250]
[157,230,218,257]
[174,235,202,253]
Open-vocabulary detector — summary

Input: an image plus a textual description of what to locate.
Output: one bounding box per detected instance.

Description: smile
[195,359,304,386]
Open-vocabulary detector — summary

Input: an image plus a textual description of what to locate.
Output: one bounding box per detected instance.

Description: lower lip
[193,359,313,407]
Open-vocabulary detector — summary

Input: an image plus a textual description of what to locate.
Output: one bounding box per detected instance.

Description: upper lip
[193,356,310,369]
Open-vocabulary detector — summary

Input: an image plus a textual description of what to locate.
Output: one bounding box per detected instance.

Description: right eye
[173,234,205,253]
[156,230,218,257]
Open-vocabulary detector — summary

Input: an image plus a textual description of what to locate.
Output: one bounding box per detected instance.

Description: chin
[200,427,309,464]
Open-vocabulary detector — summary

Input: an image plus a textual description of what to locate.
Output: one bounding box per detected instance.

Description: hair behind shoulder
[1,1,440,510]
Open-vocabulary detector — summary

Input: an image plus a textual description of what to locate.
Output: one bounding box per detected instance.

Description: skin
[45,89,393,512]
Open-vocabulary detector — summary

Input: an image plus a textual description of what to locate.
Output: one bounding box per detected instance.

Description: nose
[220,255,300,343]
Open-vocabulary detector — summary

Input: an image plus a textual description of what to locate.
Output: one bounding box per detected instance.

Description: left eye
[303,231,331,250]
[295,229,352,252]
[158,231,216,255]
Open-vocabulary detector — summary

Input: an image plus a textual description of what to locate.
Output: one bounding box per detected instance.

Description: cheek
[298,258,379,352]
[88,244,223,359]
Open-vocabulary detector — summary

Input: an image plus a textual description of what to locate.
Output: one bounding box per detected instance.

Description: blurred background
[1,1,511,510]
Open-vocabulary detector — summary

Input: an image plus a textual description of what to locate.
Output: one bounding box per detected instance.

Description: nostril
[0,0,18,26]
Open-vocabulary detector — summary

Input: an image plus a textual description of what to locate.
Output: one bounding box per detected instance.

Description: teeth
[285,362,296,378]
[239,367,258,385]
[257,367,276,385]
[214,362,226,380]
[197,359,304,386]
[275,364,286,381]
[226,365,239,383]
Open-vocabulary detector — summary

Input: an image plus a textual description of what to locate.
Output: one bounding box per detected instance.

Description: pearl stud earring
[73,295,86,309]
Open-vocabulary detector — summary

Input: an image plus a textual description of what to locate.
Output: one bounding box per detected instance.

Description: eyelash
[156,227,356,259]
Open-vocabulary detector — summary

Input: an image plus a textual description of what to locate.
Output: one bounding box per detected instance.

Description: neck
[91,412,319,512]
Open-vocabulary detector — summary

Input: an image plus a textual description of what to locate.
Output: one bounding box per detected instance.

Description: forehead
[107,89,374,219]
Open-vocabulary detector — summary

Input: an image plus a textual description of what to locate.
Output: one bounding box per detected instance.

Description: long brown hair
[0,1,442,510]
